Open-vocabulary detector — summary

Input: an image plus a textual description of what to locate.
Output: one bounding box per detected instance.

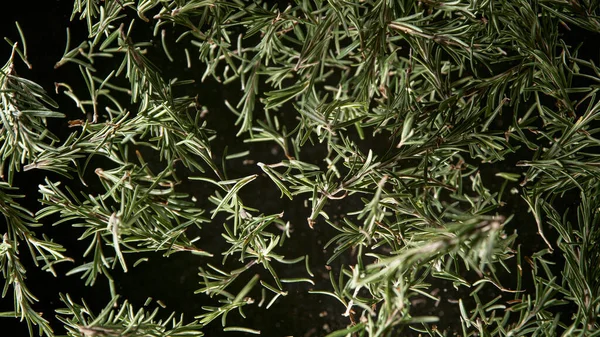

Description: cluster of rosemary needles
[1,0,600,336]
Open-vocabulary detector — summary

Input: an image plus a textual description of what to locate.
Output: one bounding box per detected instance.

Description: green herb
[2,0,600,336]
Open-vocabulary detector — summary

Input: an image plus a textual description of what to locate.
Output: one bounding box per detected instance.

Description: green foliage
[1,0,600,336]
